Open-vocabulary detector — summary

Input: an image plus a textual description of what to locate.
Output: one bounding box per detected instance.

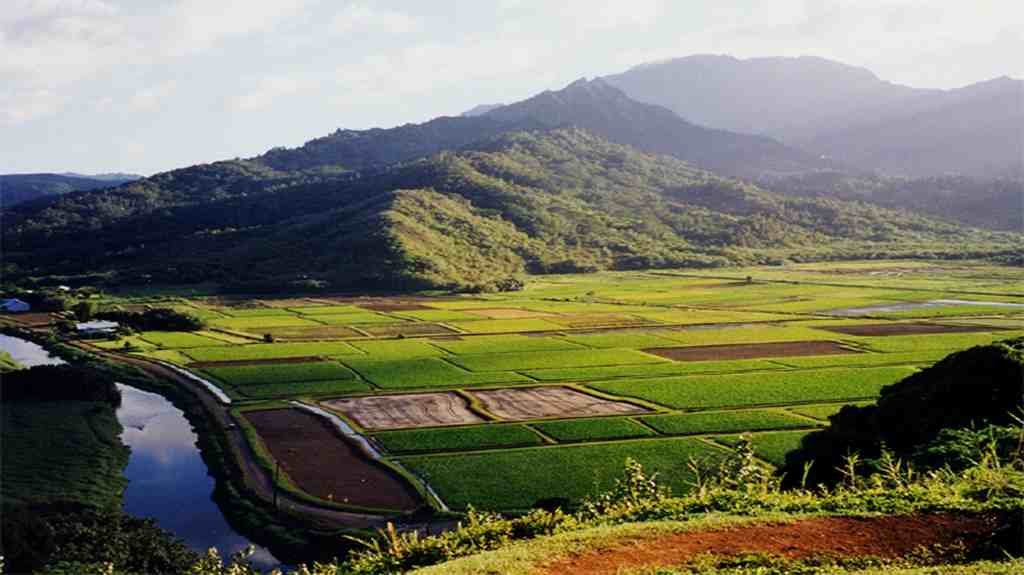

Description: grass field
[344,357,531,389]
[373,424,544,454]
[589,366,916,410]
[450,348,666,372]
[106,261,1024,513]
[530,418,656,442]
[400,437,724,510]
[638,409,819,436]
[202,361,358,386]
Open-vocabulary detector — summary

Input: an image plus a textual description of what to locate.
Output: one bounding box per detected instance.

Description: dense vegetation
[0,173,139,208]
[5,129,1019,292]
[95,307,205,332]
[783,337,1024,485]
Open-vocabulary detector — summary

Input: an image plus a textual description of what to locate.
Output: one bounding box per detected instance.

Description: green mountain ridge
[5,129,1019,291]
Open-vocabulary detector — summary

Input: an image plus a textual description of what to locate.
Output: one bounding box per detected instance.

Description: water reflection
[116,385,281,571]
[0,334,65,367]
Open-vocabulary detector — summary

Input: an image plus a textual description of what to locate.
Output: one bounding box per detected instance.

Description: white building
[0,299,31,313]
[75,320,119,336]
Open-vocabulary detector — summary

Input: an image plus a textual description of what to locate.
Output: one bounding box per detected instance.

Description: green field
[589,366,916,410]
[107,261,1024,512]
[344,357,530,389]
[450,348,666,372]
[639,409,819,436]
[202,361,358,386]
[374,424,544,454]
[401,438,724,510]
[531,418,656,442]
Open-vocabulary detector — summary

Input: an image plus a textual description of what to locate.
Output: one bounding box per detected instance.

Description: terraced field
[102,261,1024,512]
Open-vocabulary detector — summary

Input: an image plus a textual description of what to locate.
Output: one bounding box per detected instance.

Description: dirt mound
[539,512,1002,575]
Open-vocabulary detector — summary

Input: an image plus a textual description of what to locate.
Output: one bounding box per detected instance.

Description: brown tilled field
[261,325,365,340]
[821,322,1003,336]
[471,387,648,421]
[324,392,484,430]
[242,408,422,510]
[644,341,857,361]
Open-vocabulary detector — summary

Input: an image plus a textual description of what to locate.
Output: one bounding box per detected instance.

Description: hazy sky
[3,0,1021,175]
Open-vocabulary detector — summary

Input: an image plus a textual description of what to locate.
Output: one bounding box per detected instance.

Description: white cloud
[230,76,303,111]
[330,3,418,36]
[129,81,177,112]
[0,88,67,125]
[158,0,311,57]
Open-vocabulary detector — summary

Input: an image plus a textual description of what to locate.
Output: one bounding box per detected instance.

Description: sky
[2,0,1021,176]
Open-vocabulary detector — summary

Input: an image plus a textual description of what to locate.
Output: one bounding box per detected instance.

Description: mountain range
[605,54,1022,178]
[4,55,1020,291]
[0,173,141,208]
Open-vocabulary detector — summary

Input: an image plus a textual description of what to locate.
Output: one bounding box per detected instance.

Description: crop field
[111,260,1024,511]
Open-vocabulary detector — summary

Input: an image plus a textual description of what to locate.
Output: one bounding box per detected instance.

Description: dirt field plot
[242,408,421,510]
[359,323,458,337]
[820,322,1002,336]
[547,314,653,329]
[471,387,649,421]
[323,392,484,430]
[644,341,857,361]
[464,308,558,319]
[260,325,365,340]
[357,302,432,312]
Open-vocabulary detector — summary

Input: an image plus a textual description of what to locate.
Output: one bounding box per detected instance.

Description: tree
[74,301,97,321]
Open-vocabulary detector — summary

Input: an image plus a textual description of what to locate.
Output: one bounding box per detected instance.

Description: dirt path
[538,512,1003,575]
[82,345,413,530]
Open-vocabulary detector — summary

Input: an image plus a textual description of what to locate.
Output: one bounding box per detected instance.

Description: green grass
[137,331,228,348]
[654,325,840,346]
[431,335,585,355]
[1,402,129,509]
[290,305,367,315]
[589,366,916,410]
[392,309,487,322]
[716,430,813,466]
[304,312,401,325]
[530,418,656,443]
[183,341,361,362]
[202,361,358,386]
[770,350,949,369]
[561,332,681,349]
[209,316,322,330]
[450,349,666,372]
[373,424,544,454]
[857,332,1022,352]
[400,437,723,511]
[638,409,819,436]
[348,339,446,359]
[627,309,787,324]
[236,379,372,399]
[343,357,530,389]
[524,359,783,382]
[221,307,298,317]
[449,318,566,333]
[786,402,872,421]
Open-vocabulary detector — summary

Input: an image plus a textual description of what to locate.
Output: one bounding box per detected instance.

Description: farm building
[0,299,31,312]
[75,320,119,336]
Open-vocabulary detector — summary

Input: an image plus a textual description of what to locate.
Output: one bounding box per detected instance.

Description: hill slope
[606,55,1022,178]
[4,129,1018,291]
[0,173,141,208]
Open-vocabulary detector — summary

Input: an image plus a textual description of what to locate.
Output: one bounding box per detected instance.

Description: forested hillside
[4,129,1018,291]
[0,173,140,208]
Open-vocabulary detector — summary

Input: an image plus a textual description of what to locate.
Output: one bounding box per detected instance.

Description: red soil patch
[539,512,1001,575]
[821,323,1004,336]
[188,356,324,368]
[243,408,422,511]
[645,341,856,361]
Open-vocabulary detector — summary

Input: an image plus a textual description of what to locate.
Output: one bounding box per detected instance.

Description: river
[0,334,65,367]
[116,384,282,570]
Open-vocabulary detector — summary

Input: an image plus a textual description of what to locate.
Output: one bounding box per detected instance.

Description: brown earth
[324,392,484,430]
[4,312,55,327]
[471,386,648,421]
[261,325,365,340]
[538,512,1003,575]
[645,341,856,361]
[549,314,655,329]
[187,356,326,368]
[362,323,458,337]
[243,408,423,511]
[821,323,1004,336]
